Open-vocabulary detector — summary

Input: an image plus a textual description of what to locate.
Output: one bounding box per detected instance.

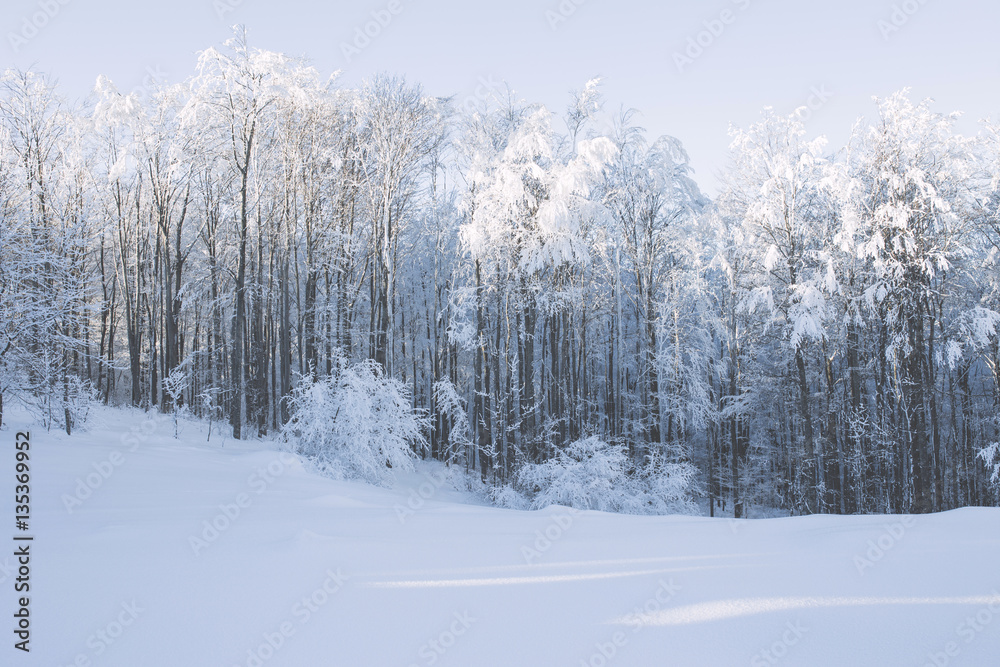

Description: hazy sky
[4,0,999,193]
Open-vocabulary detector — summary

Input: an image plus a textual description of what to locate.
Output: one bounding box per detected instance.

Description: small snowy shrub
[163,363,191,439]
[491,484,529,510]
[980,442,1000,486]
[513,436,697,515]
[627,453,699,516]
[433,378,473,464]
[284,359,426,486]
[25,374,96,435]
[517,436,627,512]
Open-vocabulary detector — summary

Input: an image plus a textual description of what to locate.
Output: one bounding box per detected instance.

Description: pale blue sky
[4,0,998,193]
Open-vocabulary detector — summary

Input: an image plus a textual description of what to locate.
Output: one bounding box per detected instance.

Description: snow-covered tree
[716,107,835,513]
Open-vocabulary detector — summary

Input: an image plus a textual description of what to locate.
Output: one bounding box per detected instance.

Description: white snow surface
[5,406,999,666]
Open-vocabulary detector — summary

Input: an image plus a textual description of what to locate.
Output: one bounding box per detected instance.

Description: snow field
[2,405,998,666]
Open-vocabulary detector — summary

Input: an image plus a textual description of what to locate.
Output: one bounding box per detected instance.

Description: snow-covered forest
[3,30,1000,518]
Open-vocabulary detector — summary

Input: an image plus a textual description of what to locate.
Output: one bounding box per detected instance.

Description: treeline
[1,31,999,515]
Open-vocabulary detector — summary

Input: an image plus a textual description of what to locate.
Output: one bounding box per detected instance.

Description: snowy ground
[3,406,999,667]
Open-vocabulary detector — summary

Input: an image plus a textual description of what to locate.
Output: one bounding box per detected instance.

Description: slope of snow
[3,405,998,666]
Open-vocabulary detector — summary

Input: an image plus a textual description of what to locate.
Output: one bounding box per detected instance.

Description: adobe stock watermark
[214,0,246,21]
[853,515,915,575]
[545,0,589,31]
[456,75,505,115]
[793,85,833,122]
[407,611,476,667]
[8,0,72,54]
[189,452,297,556]
[878,0,931,40]
[62,411,169,514]
[750,620,808,666]
[586,579,682,666]
[58,600,144,667]
[394,469,453,524]
[521,509,577,564]
[232,568,349,667]
[921,590,1000,667]
[127,65,168,101]
[340,0,415,65]
[673,0,754,74]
